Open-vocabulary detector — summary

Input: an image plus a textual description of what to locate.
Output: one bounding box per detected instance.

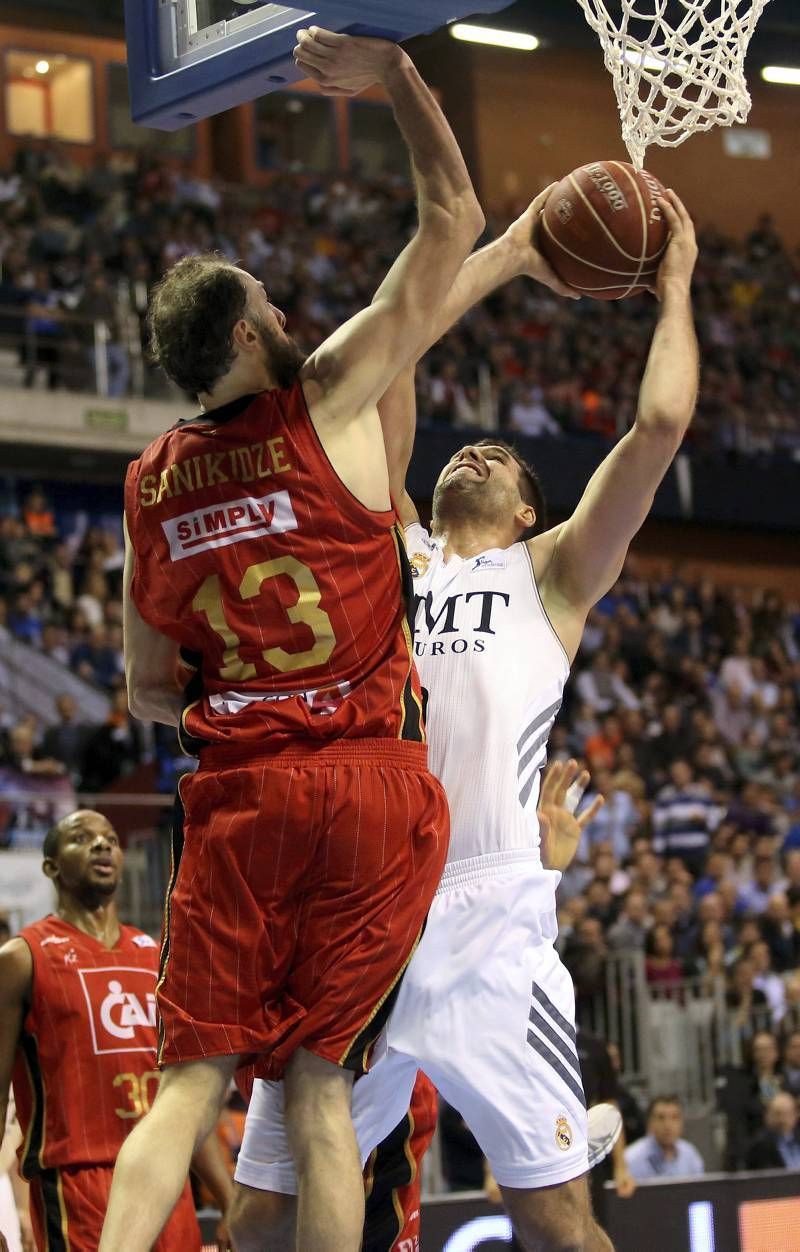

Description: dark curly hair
[147,253,249,400]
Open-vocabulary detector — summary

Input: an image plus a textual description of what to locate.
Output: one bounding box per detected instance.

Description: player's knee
[228,1184,294,1251]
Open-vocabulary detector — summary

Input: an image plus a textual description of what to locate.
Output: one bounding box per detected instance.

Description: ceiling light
[35,60,50,74]
[761,65,800,85]
[450,23,539,52]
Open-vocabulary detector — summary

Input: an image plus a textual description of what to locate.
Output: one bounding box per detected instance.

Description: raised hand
[504,184,580,300]
[293,27,402,97]
[538,758,604,872]
[653,189,698,299]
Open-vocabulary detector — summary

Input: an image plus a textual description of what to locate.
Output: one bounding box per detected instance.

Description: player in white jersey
[229,187,698,1250]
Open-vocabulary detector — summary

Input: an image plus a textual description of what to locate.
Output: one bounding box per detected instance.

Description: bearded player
[101,26,490,1252]
[226,188,698,1250]
[0,810,232,1252]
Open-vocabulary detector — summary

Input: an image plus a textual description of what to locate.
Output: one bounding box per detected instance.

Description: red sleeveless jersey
[12,916,162,1176]
[124,384,424,752]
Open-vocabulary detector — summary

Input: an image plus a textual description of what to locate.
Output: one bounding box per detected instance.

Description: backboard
[126,0,513,129]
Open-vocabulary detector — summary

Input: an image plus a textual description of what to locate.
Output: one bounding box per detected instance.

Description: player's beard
[432,472,508,531]
[255,316,306,389]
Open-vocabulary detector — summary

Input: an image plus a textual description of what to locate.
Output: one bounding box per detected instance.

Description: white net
[574,0,773,168]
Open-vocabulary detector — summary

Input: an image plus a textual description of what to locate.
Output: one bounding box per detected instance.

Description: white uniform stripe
[517,699,562,755]
[528,1006,582,1079]
[532,982,577,1042]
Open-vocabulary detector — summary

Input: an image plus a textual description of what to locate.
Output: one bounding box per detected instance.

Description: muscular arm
[122,517,182,727]
[535,192,699,659]
[377,190,572,522]
[0,940,33,1134]
[299,31,484,423]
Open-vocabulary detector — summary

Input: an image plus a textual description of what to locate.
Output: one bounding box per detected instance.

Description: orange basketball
[539,160,670,300]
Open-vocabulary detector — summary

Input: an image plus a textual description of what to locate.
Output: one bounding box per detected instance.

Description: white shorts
[236,850,589,1193]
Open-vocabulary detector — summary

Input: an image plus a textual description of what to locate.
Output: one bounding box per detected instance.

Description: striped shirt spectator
[652,760,724,876]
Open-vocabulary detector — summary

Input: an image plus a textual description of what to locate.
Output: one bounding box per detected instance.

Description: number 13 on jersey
[193,556,336,682]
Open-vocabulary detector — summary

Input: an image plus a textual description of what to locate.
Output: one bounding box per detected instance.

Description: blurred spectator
[22,487,55,540]
[740,857,782,914]
[644,924,684,988]
[80,688,144,792]
[652,760,723,878]
[576,651,639,715]
[40,694,91,784]
[783,1032,800,1101]
[749,941,787,1025]
[607,888,650,952]
[624,1097,705,1180]
[744,1092,800,1170]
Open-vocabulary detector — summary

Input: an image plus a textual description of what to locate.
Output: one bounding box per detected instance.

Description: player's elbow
[420,193,485,246]
[126,684,146,720]
[635,405,693,447]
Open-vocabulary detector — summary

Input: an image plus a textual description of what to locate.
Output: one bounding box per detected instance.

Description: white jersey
[406,522,570,865]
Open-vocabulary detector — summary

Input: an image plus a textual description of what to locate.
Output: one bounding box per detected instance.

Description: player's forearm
[381,55,483,234]
[417,233,519,356]
[635,283,699,440]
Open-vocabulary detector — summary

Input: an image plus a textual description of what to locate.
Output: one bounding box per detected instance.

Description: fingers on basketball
[538,160,671,300]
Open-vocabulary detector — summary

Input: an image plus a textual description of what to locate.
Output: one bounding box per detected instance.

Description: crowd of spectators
[1,142,799,456]
[1,142,799,1182]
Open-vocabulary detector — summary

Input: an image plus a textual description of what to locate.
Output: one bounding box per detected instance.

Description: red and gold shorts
[28,1164,199,1252]
[363,1072,439,1252]
[158,740,449,1082]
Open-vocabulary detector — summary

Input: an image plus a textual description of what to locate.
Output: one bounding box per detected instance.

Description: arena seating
[1,143,799,456]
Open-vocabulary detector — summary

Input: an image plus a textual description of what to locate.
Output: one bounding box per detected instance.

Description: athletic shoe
[587,1102,623,1169]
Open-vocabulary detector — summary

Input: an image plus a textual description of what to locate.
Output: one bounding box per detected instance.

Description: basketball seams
[609,161,666,264]
[540,158,669,301]
[612,162,648,299]
[540,211,659,280]
[567,173,644,266]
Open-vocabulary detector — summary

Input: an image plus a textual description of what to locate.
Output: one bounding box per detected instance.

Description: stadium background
[1,1,799,1248]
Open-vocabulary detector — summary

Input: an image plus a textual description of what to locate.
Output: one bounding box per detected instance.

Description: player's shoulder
[0,936,34,997]
[120,925,159,952]
[404,523,438,582]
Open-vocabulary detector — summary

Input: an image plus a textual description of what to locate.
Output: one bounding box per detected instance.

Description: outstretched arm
[297,29,484,421]
[377,188,576,522]
[536,190,699,657]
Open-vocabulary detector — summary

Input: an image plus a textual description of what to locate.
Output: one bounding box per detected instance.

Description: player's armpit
[0,939,33,1128]
[123,517,182,726]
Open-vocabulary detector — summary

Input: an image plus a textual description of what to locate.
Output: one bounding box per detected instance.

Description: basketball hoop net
[574,0,773,168]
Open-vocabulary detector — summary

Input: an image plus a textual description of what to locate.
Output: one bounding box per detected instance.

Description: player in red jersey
[362,1073,437,1252]
[102,26,483,1252]
[0,809,232,1252]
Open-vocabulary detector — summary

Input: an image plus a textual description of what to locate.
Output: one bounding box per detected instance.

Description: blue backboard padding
[125,0,512,130]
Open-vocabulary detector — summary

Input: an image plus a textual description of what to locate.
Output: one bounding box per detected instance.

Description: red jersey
[12,915,163,1176]
[124,384,424,752]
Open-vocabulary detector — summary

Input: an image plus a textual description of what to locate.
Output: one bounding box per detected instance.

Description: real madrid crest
[409,552,430,579]
[555,1115,573,1151]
